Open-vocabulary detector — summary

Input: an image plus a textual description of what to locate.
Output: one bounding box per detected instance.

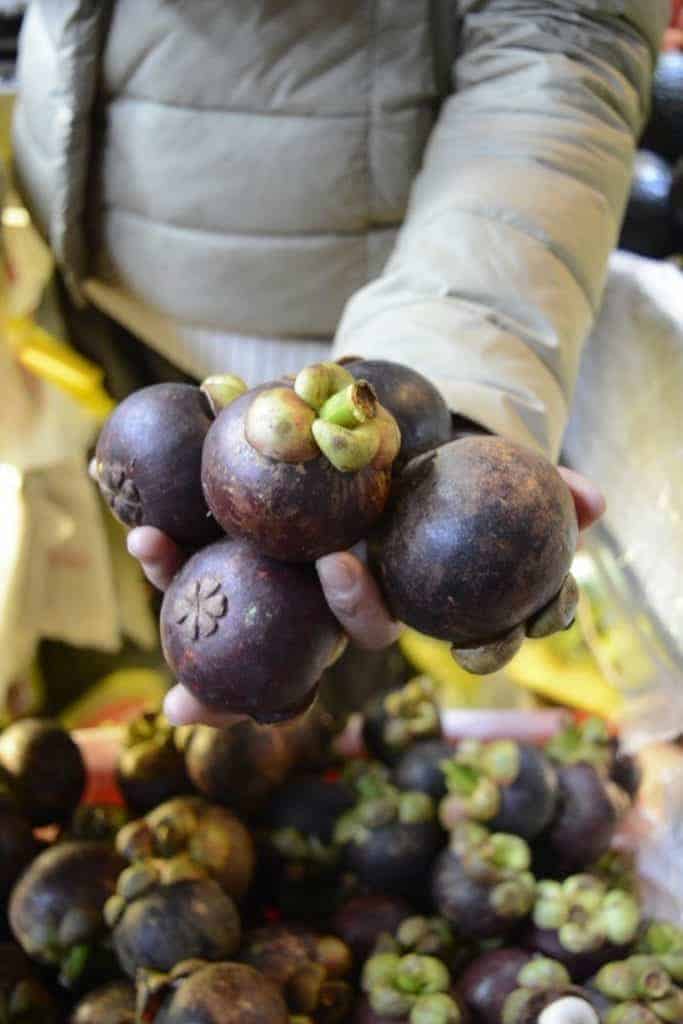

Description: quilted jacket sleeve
[332,1,669,459]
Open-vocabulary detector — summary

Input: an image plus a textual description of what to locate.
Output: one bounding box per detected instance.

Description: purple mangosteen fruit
[9,841,125,987]
[345,359,452,468]
[431,823,536,941]
[393,740,455,801]
[140,960,289,1024]
[590,954,683,1024]
[362,677,443,766]
[68,804,130,845]
[526,874,641,981]
[0,718,86,826]
[104,863,241,977]
[116,711,193,814]
[331,894,412,966]
[69,980,136,1023]
[438,740,558,842]
[240,924,353,1022]
[335,768,443,898]
[458,947,534,1024]
[369,437,579,675]
[371,915,475,977]
[115,795,254,902]
[94,382,224,548]
[0,808,37,900]
[637,921,683,983]
[201,362,401,561]
[160,537,343,722]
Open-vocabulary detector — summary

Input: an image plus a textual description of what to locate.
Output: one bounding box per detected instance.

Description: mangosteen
[539,764,629,875]
[393,740,454,801]
[68,805,130,845]
[0,718,86,826]
[641,53,683,164]
[526,874,641,981]
[637,921,683,983]
[266,775,354,846]
[94,381,225,548]
[115,795,254,902]
[362,677,442,766]
[0,808,37,900]
[431,822,536,940]
[240,924,353,1022]
[591,955,683,1024]
[0,940,60,1023]
[355,951,464,1023]
[369,437,579,674]
[346,359,452,468]
[105,863,241,977]
[140,960,289,1024]
[459,948,534,1024]
[201,361,401,561]
[371,915,473,976]
[334,774,443,897]
[116,711,193,814]
[181,719,293,816]
[618,151,675,260]
[331,895,412,965]
[69,980,136,1023]
[9,841,125,987]
[159,537,343,721]
[438,740,558,841]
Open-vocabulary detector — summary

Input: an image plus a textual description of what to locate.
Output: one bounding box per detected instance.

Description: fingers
[127,527,185,591]
[163,683,249,728]
[317,551,404,651]
[558,466,606,532]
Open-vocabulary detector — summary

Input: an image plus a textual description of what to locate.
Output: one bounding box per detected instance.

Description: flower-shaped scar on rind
[97,462,143,525]
[174,578,228,641]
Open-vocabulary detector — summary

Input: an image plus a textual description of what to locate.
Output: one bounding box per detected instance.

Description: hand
[125,467,604,726]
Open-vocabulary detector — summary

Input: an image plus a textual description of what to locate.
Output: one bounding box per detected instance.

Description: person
[11,1,670,726]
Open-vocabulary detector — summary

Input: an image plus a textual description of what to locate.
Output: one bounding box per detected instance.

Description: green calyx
[526,573,580,639]
[334,781,435,846]
[533,875,641,953]
[450,625,526,676]
[104,854,205,926]
[595,956,672,1003]
[449,822,535,915]
[545,716,612,769]
[439,740,520,828]
[382,676,441,751]
[603,1004,662,1024]
[362,953,458,1021]
[638,922,683,983]
[269,827,339,867]
[517,957,571,990]
[387,916,455,960]
[200,373,248,415]
[285,360,401,472]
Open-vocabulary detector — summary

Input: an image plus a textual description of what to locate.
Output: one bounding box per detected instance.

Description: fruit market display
[0,706,680,1024]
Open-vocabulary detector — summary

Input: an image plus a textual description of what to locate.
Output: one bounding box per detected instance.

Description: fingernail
[163,687,197,726]
[316,555,358,598]
[126,529,147,559]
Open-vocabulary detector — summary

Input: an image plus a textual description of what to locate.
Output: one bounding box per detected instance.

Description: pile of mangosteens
[0,698,678,1024]
[92,356,583,721]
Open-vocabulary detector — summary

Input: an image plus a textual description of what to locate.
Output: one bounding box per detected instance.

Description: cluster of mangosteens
[92,357,581,721]
[1,696,678,1024]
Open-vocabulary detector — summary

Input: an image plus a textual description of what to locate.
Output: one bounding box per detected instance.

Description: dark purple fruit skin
[369,437,578,645]
[541,763,620,872]
[347,360,452,468]
[185,719,292,815]
[160,538,342,722]
[9,842,125,962]
[344,821,443,897]
[0,808,37,897]
[490,746,558,841]
[95,382,221,548]
[265,775,354,845]
[459,948,532,1024]
[201,383,392,562]
[112,879,241,977]
[154,962,289,1024]
[0,941,59,1022]
[610,750,642,801]
[0,719,86,826]
[432,849,524,941]
[331,894,412,964]
[393,740,454,800]
[524,926,632,983]
[70,980,136,1023]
